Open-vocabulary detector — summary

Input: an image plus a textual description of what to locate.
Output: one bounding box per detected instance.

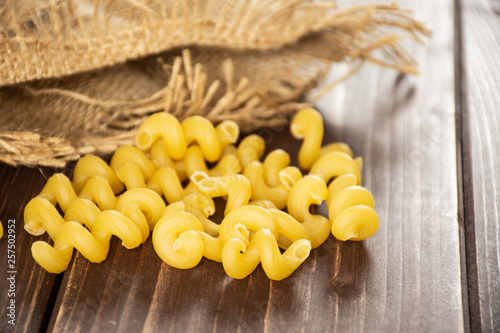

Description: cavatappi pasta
[22,108,379,280]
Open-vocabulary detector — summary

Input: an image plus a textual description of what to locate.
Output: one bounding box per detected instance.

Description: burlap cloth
[0,0,429,168]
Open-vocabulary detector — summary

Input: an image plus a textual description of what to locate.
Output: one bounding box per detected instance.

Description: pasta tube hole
[292,241,311,260]
[137,132,152,149]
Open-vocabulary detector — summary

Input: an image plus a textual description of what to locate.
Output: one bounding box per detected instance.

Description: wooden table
[1,0,499,332]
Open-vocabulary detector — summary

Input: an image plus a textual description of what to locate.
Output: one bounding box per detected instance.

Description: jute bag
[0,0,428,167]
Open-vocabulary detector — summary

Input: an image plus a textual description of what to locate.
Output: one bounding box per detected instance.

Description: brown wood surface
[1,0,499,332]
[460,0,500,332]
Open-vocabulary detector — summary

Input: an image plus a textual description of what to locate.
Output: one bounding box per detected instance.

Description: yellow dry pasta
[215,120,240,151]
[115,188,166,232]
[135,112,186,160]
[64,198,101,229]
[77,175,118,211]
[244,149,302,209]
[36,173,77,213]
[328,175,379,241]
[24,197,66,238]
[181,192,220,237]
[110,145,158,190]
[236,134,266,169]
[31,211,144,274]
[153,206,222,268]
[184,145,241,178]
[149,139,188,181]
[72,154,124,195]
[219,206,310,280]
[31,188,166,273]
[274,175,331,249]
[191,172,251,216]
[23,109,380,279]
[146,166,186,204]
[290,107,324,171]
[181,116,222,163]
[319,142,354,158]
[24,173,117,237]
[310,151,362,186]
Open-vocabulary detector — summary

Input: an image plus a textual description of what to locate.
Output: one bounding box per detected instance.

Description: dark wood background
[1,0,499,332]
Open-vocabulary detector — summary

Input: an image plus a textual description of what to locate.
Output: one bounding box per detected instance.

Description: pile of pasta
[23,108,379,280]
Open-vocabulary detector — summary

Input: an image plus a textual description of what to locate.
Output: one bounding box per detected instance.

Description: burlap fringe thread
[0,1,430,168]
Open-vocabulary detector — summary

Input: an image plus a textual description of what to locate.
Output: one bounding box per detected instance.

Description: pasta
[24,197,66,238]
[181,116,222,163]
[146,166,186,204]
[310,151,361,185]
[78,175,118,211]
[181,192,220,237]
[135,112,186,160]
[236,134,266,169]
[110,145,158,190]
[37,173,77,213]
[220,206,311,280]
[31,188,166,273]
[184,145,241,178]
[273,176,331,249]
[72,154,124,194]
[24,173,117,237]
[153,203,222,268]
[31,212,143,273]
[149,139,188,181]
[290,107,324,171]
[244,149,302,209]
[23,107,380,280]
[328,175,379,241]
[191,172,251,215]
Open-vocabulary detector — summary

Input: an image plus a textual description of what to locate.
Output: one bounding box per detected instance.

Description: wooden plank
[459,0,500,331]
[316,0,464,331]
[0,164,62,332]
[44,1,465,332]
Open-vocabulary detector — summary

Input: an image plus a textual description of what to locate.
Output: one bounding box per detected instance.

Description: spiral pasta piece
[181,193,220,237]
[328,175,379,241]
[149,139,188,181]
[72,154,124,194]
[181,116,222,163]
[24,173,116,237]
[110,145,158,190]
[24,198,66,238]
[184,145,241,178]
[215,120,240,150]
[78,175,118,211]
[309,151,362,186]
[115,188,166,232]
[219,205,278,245]
[146,166,186,204]
[191,172,251,215]
[31,210,144,273]
[153,209,222,268]
[244,149,302,209]
[220,207,311,280]
[237,134,266,169]
[135,112,186,160]
[37,173,77,213]
[319,142,354,158]
[278,175,331,249]
[64,198,101,229]
[290,108,324,171]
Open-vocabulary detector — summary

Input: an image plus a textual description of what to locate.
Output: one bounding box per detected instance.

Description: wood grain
[0,0,479,332]
[0,165,62,333]
[460,0,500,331]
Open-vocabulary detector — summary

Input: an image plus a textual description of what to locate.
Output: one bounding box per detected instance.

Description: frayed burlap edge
[0,2,430,168]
